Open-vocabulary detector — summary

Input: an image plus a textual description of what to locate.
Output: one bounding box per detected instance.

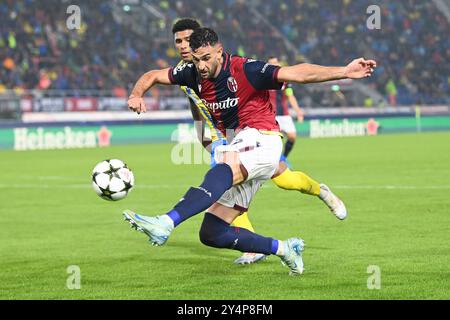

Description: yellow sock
[231,212,255,232]
[272,168,321,196]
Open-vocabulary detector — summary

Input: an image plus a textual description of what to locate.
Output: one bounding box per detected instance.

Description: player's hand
[344,58,377,79]
[296,111,304,123]
[128,95,147,114]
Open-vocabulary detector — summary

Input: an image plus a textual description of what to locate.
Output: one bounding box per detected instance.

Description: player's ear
[216,44,223,56]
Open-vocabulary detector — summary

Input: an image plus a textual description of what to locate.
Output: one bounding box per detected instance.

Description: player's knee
[272,161,288,179]
[199,213,231,248]
[218,151,238,166]
[221,152,246,183]
[287,133,296,141]
[215,149,247,184]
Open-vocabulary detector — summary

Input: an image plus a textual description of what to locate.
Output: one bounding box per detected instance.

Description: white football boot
[123,210,174,246]
[319,184,348,220]
[279,238,305,276]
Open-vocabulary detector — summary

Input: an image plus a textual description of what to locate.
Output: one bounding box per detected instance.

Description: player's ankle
[160,214,175,229]
[275,240,285,256]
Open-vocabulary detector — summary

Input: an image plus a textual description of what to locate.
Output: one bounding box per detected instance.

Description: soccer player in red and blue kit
[125,27,376,275]
[169,18,349,265]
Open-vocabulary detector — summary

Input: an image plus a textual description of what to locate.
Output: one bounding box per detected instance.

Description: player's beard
[207,60,219,79]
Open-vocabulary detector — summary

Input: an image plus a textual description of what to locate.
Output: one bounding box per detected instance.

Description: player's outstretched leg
[200,213,304,275]
[272,166,348,220]
[123,162,234,245]
[231,212,268,265]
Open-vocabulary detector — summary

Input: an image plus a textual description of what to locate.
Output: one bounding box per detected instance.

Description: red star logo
[97,126,112,147]
[366,118,380,136]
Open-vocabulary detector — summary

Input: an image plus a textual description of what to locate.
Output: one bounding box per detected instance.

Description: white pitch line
[264,185,450,190]
[16,175,88,182]
[331,185,450,190]
[0,184,450,190]
[12,176,449,190]
[0,184,178,189]
[0,184,89,189]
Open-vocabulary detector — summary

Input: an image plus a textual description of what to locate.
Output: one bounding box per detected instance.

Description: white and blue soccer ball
[92,159,134,201]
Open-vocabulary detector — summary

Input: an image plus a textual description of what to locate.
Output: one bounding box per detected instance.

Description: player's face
[268,57,280,66]
[174,29,194,61]
[191,44,223,79]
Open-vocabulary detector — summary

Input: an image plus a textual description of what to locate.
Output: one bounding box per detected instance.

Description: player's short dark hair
[171,18,201,34]
[190,27,219,51]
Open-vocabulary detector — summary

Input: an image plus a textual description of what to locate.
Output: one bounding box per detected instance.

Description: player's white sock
[160,214,175,229]
[275,240,285,256]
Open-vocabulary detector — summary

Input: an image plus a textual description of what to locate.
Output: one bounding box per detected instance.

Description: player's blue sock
[166,163,233,226]
[199,213,279,255]
[284,140,295,158]
[279,154,292,169]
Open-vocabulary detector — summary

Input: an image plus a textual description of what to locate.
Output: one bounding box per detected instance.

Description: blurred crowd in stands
[0,0,448,106]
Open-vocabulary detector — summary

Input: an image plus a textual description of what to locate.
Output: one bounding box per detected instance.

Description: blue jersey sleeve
[168,62,197,88]
[243,60,283,90]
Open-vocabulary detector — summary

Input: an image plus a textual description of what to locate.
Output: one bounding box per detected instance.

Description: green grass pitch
[1,132,449,299]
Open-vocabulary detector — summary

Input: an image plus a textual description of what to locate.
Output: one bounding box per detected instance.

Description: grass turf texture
[1,132,449,299]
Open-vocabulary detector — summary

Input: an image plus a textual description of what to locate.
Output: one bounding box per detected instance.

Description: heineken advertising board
[0,124,179,151]
[1,116,449,151]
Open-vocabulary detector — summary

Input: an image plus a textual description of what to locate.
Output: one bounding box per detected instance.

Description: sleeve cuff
[273,66,283,89]
[168,68,176,84]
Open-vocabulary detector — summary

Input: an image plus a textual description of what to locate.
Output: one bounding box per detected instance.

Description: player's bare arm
[278,58,377,84]
[189,100,212,150]
[128,68,172,114]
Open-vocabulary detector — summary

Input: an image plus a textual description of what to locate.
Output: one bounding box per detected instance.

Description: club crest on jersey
[173,62,192,75]
[227,77,238,93]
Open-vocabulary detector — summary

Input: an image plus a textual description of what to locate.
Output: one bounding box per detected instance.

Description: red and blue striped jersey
[168,53,283,136]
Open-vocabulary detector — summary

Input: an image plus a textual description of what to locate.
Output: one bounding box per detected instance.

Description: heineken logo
[310,119,379,138]
[14,126,112,151]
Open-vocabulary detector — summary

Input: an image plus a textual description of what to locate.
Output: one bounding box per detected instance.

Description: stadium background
[0,0,449,149]
[0,0,449,300]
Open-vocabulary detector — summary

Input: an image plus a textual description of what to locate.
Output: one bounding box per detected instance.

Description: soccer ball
[92,159,134,201]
